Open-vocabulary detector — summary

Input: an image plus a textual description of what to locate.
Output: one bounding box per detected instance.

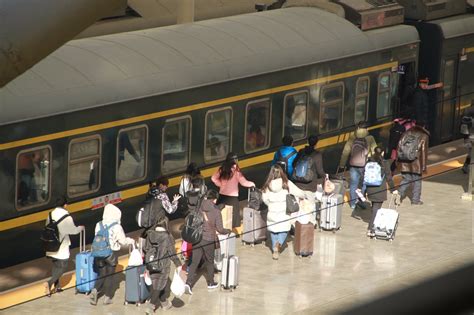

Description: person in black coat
[365,146,398,237]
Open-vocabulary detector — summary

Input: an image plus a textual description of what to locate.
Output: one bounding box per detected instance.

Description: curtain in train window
[205,109,232,163]
[320,83,343,133]
[355,77,369,124]
[162,118,190,173]
[284,91,308,140]
[377,73,391,118]
[117,126,147,184]
[68,137,101,196]
[17,147,51,209]
[245,99,271,152]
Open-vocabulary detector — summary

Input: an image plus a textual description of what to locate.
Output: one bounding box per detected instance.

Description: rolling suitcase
[75,230,97,294]
[124,265,150,305]
[215,233,236,271]
[372,196,399,241]
[242,207,266,245]
[294,221,314,257]
[220,233,239,290]
[319,193,343,232]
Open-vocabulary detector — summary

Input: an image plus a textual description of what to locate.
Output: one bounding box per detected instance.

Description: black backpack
[349,137,368,167]
[40,212,70,252]
[181,198,204,244]
[144,231,169,273]
[136,197,162,229]
[397,132,421,161]
[275,149,297,174]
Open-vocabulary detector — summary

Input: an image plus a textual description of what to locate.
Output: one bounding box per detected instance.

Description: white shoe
[184,284,193,295]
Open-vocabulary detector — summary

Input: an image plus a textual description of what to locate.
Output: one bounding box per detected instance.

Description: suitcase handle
[388,194,398,210]
[79,229,86,253]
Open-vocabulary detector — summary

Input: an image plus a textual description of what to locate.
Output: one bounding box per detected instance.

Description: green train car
[0,6,438,267]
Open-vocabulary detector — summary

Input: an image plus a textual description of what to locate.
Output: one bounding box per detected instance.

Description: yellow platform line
[0,156,467,310]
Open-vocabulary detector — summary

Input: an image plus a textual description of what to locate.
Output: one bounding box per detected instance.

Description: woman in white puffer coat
[262,165,306,260]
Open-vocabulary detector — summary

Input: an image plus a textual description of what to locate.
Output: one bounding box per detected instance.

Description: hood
[201,199,216,212]
[102,203,122,225]
[355,127,369,138]
[268,178,283,193]
[411,125,430,136]
[147,229,168,244]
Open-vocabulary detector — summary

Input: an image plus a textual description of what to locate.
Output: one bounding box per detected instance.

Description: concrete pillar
[177,0,195,24]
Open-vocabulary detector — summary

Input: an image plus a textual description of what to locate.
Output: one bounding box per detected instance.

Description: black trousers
[186,239,215,288]
[368,201,383,231]
[150,276,171,308]
[94,255,117,298]
[217,194,240,228]
[47,258,68,288]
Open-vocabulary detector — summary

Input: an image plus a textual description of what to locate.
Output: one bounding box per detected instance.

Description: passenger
[210,137,226,159]
[90,204,135,305]
[145,216,182,313]
[179,162,201,196]
[212,153,255,229]
[149,176,181,215]
[184,189,231,295]
[118,132,140,168]
[338,121,377,215]
[43,197,84,296]
[247,124,265,150]
[410,78,430,126]
[292,135,326,192]
[18,152,35,205]
[186,176,207,213]
[460,107,474,174]
[397,120,430,205]
[272,135,298,179]
[365,146,398,237]
[388,113,416,173]
[261,165,306,260]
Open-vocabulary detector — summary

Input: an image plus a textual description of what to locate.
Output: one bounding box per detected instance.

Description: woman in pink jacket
[211,153,255,228]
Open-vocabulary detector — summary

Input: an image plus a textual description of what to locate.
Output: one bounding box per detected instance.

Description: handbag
[286,194,299,215]
[248,186,263,210]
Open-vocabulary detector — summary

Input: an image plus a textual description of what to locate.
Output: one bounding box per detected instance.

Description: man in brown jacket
[397,120,430,205]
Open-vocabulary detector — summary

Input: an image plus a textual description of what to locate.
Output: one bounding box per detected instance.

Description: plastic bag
[128,245,143,267]
[171,266,186,297]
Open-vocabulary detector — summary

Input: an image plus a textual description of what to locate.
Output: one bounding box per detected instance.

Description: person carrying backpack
[90,204,135,306]
[388,114,416,173]
[272,135,298,179]
[397,120,430,205]
[292,135,326,193]
[365,146,398,237]
[42,197,84,297]
[338,121,377,214]
[145,216,182,313]
[185,189,231,295]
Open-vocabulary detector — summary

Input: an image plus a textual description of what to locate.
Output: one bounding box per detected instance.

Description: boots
[272,242,280,260]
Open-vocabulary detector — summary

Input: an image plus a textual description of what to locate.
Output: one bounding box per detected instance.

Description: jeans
[398,173,422,203]
[270,232,288,249]
[349,167,366,208]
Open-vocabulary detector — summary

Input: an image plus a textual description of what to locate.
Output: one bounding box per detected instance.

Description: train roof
[427,14,474,39]
[0,7,419,126]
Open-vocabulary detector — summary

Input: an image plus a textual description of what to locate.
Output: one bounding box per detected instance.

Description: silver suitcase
[215,233,236,271]
[242,207,266,245]
[221,255,239,290]
[319,194,343,231]
[373,197,399,241]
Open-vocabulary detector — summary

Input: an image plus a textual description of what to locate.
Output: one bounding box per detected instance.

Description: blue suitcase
[125,265,150,305]
[75,231,97,294]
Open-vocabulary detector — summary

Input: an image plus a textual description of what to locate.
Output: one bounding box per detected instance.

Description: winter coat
[45,207,82,259]
[262,178,306,233]
[94,204,134,252]
[272,146,298,178]
[339,128,377,168]
[292,146,326,192]
[397,126,430,175]
[388,118,416,160]
[201,199,231,241]
[211,165,255,197]
[366,159,395,202]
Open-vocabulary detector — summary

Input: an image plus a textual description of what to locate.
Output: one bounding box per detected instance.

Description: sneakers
[366,230,375,238]
[89,288,98,305]
[55,287,64,293]
[184,284,193,295]
[207,282,219,289]
[161,299,173,310]
[412,201,424,205]
[103,296,113,305]
[43,282,51,297]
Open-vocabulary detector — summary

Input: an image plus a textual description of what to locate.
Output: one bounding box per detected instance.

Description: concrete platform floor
[4,166,473,314]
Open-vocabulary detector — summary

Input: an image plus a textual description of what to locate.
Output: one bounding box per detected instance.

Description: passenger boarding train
[0,5,473,267]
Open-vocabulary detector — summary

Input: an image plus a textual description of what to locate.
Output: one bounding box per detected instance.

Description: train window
[355,77,369,124]
[377,72,391,118]
[16,146,51,209]
[162,117,191,174]
[320,82,344,133]
[245,99,271,153]
[116,125,147,185]
[205,108,232,163]
[68,136,101,197]
[283,91,308,140]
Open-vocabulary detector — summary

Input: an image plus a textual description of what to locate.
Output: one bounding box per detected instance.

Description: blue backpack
[292,154,314,183]
[91,221,118,258]
[363,161,384,186]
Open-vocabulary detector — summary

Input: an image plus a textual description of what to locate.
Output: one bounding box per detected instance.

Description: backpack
[349,137,368,167]
[397,132,421,161]
[40,213,70,252]
[136,197,161,228]
[363,161,384,186]
[181,198,205,244]
[275,149,297,174]
[292,153,314,183]
[145,231,169,273]
[91,221,117,258]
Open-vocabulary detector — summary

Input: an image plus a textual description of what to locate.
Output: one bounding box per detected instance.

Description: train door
[397,62,416,116]
[440,58,458,142]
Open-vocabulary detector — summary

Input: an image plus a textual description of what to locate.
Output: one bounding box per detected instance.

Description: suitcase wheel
[124,301,128,305]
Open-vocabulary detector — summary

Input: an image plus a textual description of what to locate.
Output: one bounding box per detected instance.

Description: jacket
[397,125,430,175]
[201,199,231,241]
[292,146,326,192]
[272,146,298,178]
[339,128,377,168]
[94,204,134,252]
[211,165,255,197]
[262,178,306,233]
[45,207,82,260]
[366,159,395,202]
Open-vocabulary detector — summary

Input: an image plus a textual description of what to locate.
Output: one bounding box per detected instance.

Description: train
[1,2,473,267]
